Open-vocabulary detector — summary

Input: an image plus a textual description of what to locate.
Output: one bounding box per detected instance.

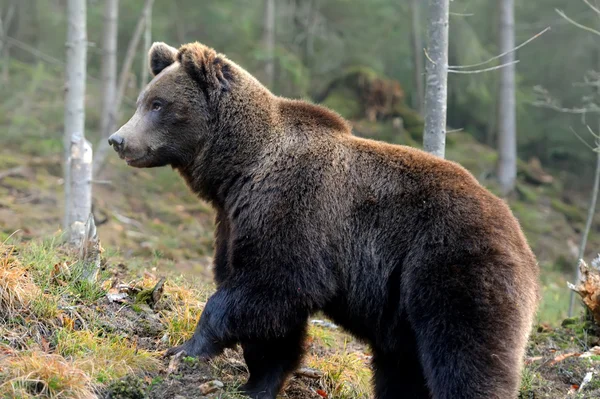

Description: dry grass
[0,244,40,319]
[0,345,95,399]
[306,348,372,399]
[158,278,207,346]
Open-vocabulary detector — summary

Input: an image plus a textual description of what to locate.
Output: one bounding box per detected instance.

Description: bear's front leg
[164,286,237,359]
[165,274,316,399]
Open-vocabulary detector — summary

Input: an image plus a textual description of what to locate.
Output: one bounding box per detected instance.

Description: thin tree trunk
[262,0,275,89]
[140,1,152,88]
[64,0,91,243]
[496,0,517,195]
[410,0,424,114]
[1,2,16,83]
[93,0,153,177]
[99,0,118,161]
[423,0,449,158]
[171,0,186,44]
[569,140,600,317]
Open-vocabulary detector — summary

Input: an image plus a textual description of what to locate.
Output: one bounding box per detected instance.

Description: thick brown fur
[109,42,540,399]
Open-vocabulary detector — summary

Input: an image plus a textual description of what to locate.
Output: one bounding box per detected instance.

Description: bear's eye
[151,100,162,112]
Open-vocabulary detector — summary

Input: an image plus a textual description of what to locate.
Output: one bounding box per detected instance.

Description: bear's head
[108,42,240,168]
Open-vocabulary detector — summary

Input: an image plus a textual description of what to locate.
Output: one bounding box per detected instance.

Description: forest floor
[2,237,600,399]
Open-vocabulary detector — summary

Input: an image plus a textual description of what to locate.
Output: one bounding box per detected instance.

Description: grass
[0,241,160,398]
[54,329,159,383]
[306,346,371,399]
[0,347,95,399]
[158,277,208,346]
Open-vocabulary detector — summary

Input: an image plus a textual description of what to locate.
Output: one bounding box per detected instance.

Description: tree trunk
[496,0,517,196]
[99,0,118,162]
[410,0,424,114]
[423,0,449,158]
[93,0,153,177]
[262,0,275,89]
[1,1,16,83]
[140,0,152,88]
[64,0,91,244]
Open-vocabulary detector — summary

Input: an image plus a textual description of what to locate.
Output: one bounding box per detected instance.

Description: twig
[450,12,474,17]
[423,48,435,65]
[449,27,550,69]
[587,124,600,141]
[91,179,113,185]
[556,9,600,37]
[570,127,596,152]
[583,0,600,16]
[533,100,598,115]
[449,60,519,74]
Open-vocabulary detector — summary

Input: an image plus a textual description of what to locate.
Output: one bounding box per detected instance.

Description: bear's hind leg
[406,258,535,399]
[372,342,430,398]
[240,325,307,399]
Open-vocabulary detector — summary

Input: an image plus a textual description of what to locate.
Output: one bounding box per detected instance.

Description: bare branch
[449,12,474,17]
[532,100,597,114]
[570,127,596,151]
[587,124,600,141]
[556,9,600,37]
[583,0,600,16]
[449,27,549,70]
[449,60,519,74]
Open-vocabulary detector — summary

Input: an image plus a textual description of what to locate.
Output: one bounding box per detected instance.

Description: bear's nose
[108,133,124,150]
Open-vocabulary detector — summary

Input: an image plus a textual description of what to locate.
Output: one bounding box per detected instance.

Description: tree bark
[423,0,449,158]
[262,0,275,89]
[496,0,517,196]
[99,0,118,163]
[1,1,16,83]
[140,0,152,88]
[410,0,424,114]
[64,0,91,243]
[93,0,153,177]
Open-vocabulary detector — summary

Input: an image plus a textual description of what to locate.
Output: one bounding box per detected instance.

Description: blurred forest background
[3,1,600,398]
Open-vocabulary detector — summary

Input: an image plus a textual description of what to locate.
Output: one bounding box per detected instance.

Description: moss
[561,317,580,327]
[135,288,154,305]
[106,375,147,399]
[322,89,361,119]
[550,199,585,224]
[516,183,539,204]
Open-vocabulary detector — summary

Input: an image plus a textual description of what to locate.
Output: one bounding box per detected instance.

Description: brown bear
[108,42,539,399]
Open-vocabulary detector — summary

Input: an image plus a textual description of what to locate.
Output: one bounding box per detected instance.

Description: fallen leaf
[549,352,580,366]
[316,389,328,398]
[525,356,543,364]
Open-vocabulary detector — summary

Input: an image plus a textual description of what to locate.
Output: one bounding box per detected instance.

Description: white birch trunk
[93,0,153,177]
[410,0,424,114]
[1,2,15,83]
[263,0,275,89]
[99,0,118,159]
[423,0,449,158]
[140,1,152,88]
[496,0,517,195]
[64,0,90,245]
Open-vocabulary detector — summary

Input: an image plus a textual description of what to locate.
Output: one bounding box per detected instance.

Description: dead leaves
[568,259,600,325]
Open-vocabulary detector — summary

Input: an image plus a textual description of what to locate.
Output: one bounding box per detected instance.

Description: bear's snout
[108,133,124,151]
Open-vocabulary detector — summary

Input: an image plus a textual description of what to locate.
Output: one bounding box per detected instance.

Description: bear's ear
[148,42,178,76]
[177,42,233,92]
